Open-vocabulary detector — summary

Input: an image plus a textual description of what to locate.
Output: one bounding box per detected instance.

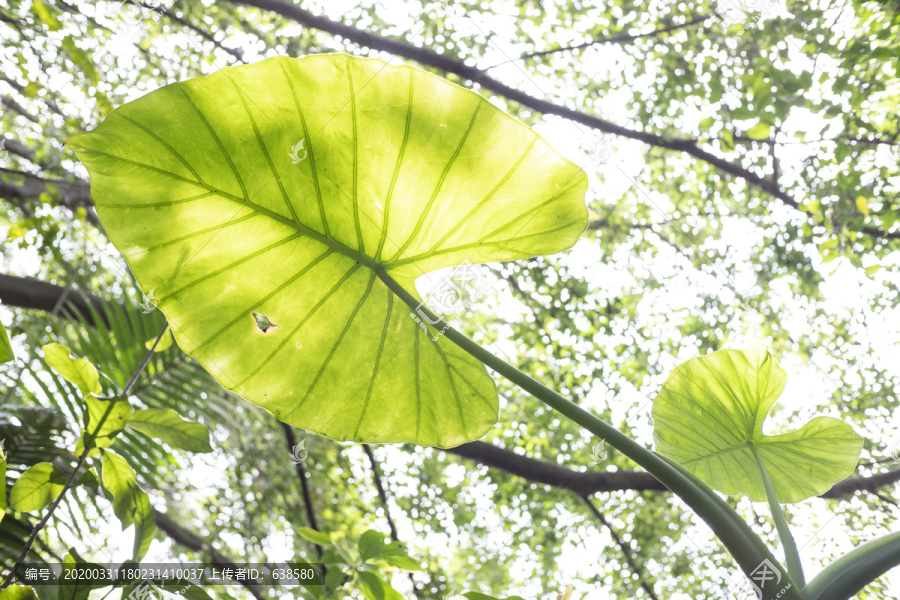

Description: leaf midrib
[681,441,752,465]
[82,146,379,272]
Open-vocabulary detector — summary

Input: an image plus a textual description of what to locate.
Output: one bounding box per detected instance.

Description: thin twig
[362,445,422,597]
[280,423,324,558]
[492,14,713,67]
[362,445,399,540]
[581,495,660,600]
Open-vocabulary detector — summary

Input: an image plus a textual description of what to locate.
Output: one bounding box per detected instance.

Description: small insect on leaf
[251,312,281,334]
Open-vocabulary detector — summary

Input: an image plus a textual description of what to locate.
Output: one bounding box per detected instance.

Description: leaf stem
[752,446,805,586]
[0,324,169,589]
[376,269,802,600]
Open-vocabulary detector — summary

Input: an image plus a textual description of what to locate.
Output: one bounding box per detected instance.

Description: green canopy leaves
[68,54,588,448]
[652,345,863,503]
[0,322,13,364]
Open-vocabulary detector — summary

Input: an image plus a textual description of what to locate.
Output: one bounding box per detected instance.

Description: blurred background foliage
[1,0,899,598]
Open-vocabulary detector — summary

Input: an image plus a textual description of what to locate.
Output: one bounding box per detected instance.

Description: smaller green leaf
[101,451,156,560]
[0,585,38,600]
[652,345,863,502]
[297,527,332,546]
[865,265,881,275]
[77,396,132,453]
[746,122,771,140]
[324,566,348,589]
[733,106,756,120]
[320,548,345,564]
[9,462,68,512]
[357,572,402,600]
[855,195,869,217]
[0,322,13,364]
[0,451,6,526]
[43,343,102,396]
[722,129,735,152]
[57,551,111,600]
[462,593,527,600]
[144,329,174,352]
[125,408,212,453]
[379,544,421,571]
[359,529,386,561]
[357,571,384,600]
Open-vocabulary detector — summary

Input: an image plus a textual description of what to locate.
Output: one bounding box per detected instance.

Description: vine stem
[376,269,802,600]
[752,447,805,586]
[0,324,169,589]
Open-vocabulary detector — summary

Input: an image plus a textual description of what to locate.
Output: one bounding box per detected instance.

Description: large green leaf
[652,345,863,503]
[68,54,588,447]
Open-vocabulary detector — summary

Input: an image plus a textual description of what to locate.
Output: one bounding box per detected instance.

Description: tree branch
[2,96,39,123]
[362,444,400,541]
[0,274,110,326]
[154,510,266,600]
[0,169,98,225]
[500,14,712,66]
[1,75,65,118]
[156,6,246,63]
